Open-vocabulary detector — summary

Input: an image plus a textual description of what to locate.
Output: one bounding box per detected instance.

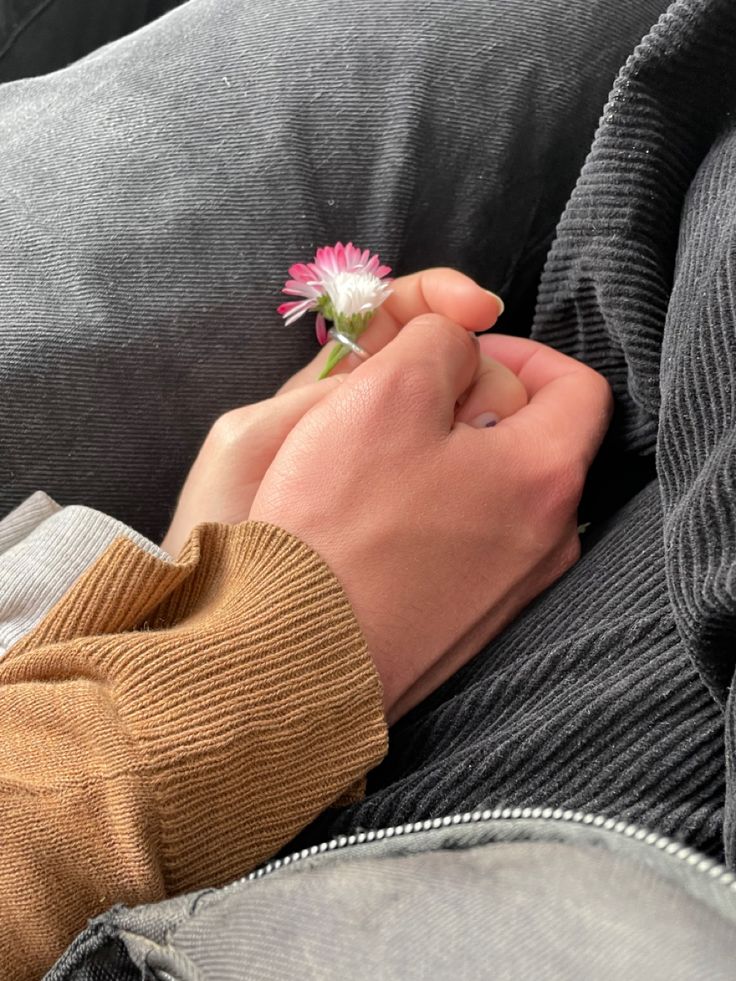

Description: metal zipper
[247,805,736,890]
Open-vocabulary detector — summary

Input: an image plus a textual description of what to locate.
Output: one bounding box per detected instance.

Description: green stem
[318,342,351,379]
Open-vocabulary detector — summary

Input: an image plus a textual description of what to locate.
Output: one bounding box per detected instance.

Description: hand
[162,376,344,556]
[249,316,612,724]
[163,269,523,556]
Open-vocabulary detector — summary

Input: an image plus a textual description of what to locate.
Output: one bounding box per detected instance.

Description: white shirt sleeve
[0,491,171,658]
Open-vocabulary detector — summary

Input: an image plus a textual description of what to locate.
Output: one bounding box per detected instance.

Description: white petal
[323,271,390,318]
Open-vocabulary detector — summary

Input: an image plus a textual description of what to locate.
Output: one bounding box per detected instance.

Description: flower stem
[318,341,351,379]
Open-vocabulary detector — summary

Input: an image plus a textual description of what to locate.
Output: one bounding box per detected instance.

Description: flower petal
[287,262,315,282]
[280,244,392,334]
[315,245,339,276]
[278,298,314,324]
[283,280,321,298]
[284,302,313,325]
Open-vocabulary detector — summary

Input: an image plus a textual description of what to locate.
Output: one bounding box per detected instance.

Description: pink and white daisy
[278,241,392,345]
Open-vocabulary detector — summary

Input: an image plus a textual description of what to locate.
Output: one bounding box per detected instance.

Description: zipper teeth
[247,806,736,890]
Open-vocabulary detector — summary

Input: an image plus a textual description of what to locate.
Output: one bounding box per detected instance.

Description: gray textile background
[0,0,181,83]
[143,843,736,980]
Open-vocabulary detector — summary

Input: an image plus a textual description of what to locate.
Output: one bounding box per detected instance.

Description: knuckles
[366,314,476,413]
[207,404,262,452]
[404,313,476,361]
[355,358,435,420]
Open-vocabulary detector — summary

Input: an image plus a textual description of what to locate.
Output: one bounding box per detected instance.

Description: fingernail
[470,412,499,429]
[483,290,505,315]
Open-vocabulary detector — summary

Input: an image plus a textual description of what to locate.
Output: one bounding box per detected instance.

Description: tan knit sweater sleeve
[0,520,387,981]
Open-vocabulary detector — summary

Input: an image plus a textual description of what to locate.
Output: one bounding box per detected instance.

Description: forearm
[0,520,386,980]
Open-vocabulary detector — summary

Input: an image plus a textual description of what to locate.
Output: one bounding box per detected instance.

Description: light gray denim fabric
[48,815,736,980]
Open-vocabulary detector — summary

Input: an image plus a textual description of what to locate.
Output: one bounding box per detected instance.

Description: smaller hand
[161,377,344,556]
[278,268,505,393]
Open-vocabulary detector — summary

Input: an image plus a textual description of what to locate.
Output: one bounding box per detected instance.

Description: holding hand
[162,265,611,727]
[250,317,612,723]
[162,269,520,556]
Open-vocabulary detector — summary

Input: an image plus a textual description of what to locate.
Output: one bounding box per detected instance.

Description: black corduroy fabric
[531,0,736,695]
[533,0,736,461]
[658,77,736,866]
[293,482,725,858]
[533,0,736,854]
[661,119,736,706]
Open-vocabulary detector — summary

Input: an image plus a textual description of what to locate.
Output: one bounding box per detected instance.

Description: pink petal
[276,300,312,326]
[283,279,321,298]
[277,301,301,315]
[376,264,392,277]
[315,245,338,276]
[315,313,328,345]
[287,262,315,282]
[284,300,313,325]
[345,242,360,267]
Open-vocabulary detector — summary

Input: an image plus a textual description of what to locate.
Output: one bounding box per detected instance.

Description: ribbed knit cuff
[6,520,387,891]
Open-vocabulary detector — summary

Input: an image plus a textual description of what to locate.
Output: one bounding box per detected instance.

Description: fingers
[478,334,613,466]
[278,268,503,393]
[454,354,529,427]
[382,268,504,331]
[222,376,345,458]
[264,374,345,431]
[364,313,480,420]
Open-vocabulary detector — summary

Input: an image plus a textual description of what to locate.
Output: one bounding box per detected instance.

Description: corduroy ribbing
[291,482,725,861]
[0,520,386,981]
[533,0,736,459]
[522,0,736,858]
